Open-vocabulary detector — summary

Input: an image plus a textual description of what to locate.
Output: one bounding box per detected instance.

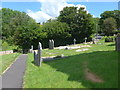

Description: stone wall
[0,50,13,55]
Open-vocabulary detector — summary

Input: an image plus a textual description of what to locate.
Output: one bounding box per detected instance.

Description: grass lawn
[24,42,119,88]
[0,53,20,75]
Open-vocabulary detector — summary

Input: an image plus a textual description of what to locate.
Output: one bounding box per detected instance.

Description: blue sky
[2,1,119,23]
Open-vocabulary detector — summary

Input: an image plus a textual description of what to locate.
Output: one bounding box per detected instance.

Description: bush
[2,41,9,51]
[105,36,115,42]
[117,33,120,37]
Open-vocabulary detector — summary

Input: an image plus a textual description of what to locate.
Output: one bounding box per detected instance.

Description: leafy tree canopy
[58,6,95,42]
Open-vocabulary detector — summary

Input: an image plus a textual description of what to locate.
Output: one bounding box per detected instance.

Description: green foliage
[102,17,117,36]
[1,40,18,51]
[42,20,71,47]
[104,36,115,42]
[1,8,40,49]
[117,33,120,37]
[58,6,95,43]
[93,18,101,33]
[100,10,120,35]
[2,41,9,51]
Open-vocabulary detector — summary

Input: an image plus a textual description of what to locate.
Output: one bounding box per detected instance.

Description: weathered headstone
[49,40,52,49]
[38,42,42,66]
[92,38,96,44]
[30,45,34,53]
[85,37,87,44]
[51,39,54,49]
[114,34,116,42]
[116,35,120,51]
[73,38,76,45]
[34,51,38,65]
[49,39,54,49]
[33,42,42,66]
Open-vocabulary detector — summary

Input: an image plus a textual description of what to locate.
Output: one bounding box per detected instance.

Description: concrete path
[2,54,28,88]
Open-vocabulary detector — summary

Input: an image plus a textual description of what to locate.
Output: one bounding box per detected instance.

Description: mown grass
[24,42,118,88]
[0,53,20,75]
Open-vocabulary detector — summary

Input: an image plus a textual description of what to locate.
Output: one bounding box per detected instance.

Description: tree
[58,6,95,43]
[93,18,101,33]
[100,10,120,31]
[102,17,117,36]
[1,8,40,49]
[42,20,71,47]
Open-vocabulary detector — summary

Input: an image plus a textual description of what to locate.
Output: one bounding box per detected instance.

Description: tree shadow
[44,50,118,88]
[107,43,115,46]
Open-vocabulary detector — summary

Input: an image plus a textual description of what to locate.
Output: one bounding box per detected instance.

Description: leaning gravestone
[116,34,120,51]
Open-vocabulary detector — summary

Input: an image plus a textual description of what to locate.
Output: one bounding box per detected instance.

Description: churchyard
[1,5,120,88]
[23,39,119,88]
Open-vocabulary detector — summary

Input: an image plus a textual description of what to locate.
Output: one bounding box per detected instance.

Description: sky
[1,0,119,23]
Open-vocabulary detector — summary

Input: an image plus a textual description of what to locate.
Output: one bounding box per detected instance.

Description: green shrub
[117,33,120,37]
[105,36,115,42]
[2,41,9,51]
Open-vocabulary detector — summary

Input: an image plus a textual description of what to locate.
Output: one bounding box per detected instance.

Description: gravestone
[49,39,54,49]
[116,35,120,51]
[33,42,42,66]
[73,38,76,45]
[85,37,87,44]
[38,42,42,66]
[51,39,54,49]
[30,45,34,53]
[92,38,96,44]
[49,40,52,49]
[34,51,38,65]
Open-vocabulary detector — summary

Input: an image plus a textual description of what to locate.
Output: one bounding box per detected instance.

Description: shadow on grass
[44,50,118,88]
[107,43,115,46]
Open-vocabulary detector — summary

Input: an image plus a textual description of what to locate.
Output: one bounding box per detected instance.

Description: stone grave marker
[38,42,42,66]
[73,38,76,45]
[49,40,52,49]
[92,38,96,44]
[30,45,33,53]
[49,39,54,49]
[34,51,38,65]
[116,34,120,51]
[85,37,87,44]
[33,42,42,66]
[51,39,54,49]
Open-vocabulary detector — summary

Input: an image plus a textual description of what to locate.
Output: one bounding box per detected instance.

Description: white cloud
[27,0,87,23]
[27,9,54,23]
[0,7,2,10]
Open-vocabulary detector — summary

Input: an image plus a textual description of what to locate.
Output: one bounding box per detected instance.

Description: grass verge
[0,53,20,75]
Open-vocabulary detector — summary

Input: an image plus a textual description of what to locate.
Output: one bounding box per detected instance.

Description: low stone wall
[0,50,13,55]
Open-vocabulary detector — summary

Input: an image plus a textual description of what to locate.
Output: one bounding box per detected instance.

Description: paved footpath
[2,54,28,88]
